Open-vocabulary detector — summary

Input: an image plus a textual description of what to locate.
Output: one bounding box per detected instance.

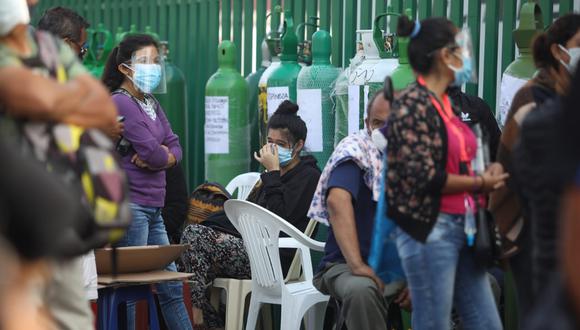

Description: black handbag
[473,201,503,268]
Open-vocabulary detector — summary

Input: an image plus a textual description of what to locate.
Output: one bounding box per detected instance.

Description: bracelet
[472,175,484,193]
[472,176,479,193]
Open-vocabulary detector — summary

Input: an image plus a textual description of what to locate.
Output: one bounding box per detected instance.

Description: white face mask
[0,0,30,37]
[558,45,580,74]
[371,129,388,153]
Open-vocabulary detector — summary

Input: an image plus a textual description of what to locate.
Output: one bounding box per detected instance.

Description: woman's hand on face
[254,143,280,172]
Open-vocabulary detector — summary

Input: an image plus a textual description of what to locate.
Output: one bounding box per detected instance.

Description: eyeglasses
[66,38,88,59]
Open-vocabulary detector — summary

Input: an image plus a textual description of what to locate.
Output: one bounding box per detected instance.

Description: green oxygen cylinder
[390,10,415,91]
[258,9,283,147]
[246,40,272,171]
[204,41,250,186]
[334,34,365,146]
[144,26,160,42]
[83,27,96,72]
[154,41,189,184]
[87,23,114,79]
[347,13,400,136]
[497,0,543,127]
[296,17,319,67]
[116,24,139,44]
[297,30,340,167]
[114,27,125,44]
[266,9,301,123]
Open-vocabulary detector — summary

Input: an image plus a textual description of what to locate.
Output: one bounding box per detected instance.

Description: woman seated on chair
[179,100,322,329]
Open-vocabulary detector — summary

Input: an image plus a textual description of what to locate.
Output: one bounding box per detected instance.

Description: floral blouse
[386,82,460,242]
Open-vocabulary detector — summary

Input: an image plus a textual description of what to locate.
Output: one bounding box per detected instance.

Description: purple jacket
[113,93,182,207]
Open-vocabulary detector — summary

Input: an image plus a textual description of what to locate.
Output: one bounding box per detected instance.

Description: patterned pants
[179,224,251,328]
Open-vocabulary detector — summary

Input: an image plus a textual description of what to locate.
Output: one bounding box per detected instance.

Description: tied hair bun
[397,15,417,38]
[274,100,299,116]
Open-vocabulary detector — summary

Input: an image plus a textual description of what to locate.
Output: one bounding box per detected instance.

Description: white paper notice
[348,85,360,135]
[363,85,370,120]
[498,74,528,128]
[267,86,290,117]
[204,96,229,154]
[297,89,323,152]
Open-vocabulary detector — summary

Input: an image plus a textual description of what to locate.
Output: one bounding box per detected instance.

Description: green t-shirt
[0,30,87,79]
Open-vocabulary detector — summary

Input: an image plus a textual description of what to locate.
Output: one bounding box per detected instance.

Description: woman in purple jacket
[102,35,192,330]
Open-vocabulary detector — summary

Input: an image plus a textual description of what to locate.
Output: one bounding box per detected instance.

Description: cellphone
[117,116,126,123]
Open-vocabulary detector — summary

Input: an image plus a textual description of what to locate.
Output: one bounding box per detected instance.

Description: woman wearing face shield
[178,100,321,329]
[385,16,508,329]
[102,35,192,330]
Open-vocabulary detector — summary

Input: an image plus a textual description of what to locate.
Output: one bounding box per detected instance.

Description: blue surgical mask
[278,146,294,167]
[128,63,162,93]
[449,54,473,87]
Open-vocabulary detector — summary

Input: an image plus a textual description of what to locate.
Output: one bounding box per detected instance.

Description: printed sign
[297,89,323,152]
[498,74,528,128]
[267,86,290,117]
[204,96,229,154]
[348,85,361,135]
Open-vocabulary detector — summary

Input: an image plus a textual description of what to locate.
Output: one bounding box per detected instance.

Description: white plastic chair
[210,218,319,330]
[210,277,253,330]
[224,200,329,330]
[210,172,260,330]
[226,172,261,200]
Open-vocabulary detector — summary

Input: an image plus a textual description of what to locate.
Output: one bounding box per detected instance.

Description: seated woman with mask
[179,100,321,329]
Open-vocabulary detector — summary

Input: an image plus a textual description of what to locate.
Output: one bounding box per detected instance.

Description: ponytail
[532,14,580,70]
[102,46,124,92]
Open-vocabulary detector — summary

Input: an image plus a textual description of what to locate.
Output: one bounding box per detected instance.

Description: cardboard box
[95,245,191,285]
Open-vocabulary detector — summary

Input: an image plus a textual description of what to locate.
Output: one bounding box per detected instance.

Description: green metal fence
[32,0,578,190]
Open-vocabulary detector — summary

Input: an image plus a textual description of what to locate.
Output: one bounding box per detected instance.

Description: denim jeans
[116,203,192,330]
[396,213,502,330]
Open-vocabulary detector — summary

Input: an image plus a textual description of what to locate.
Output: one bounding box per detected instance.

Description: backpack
[2,31,131,256]
[186,182,231,225]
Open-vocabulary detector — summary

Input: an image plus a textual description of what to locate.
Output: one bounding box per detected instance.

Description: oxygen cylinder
[247,40,272,171]
[390,10,415,91]
[116,24,139,44]
[114,27,125,44]
[154,41,189,182]
[258,11,283,146]
[87,23,114,79]
[347,13,400,135]
[204,41,250,186]
[497,0,543,127]
[334,35,365,146]
[144,26,160,42]
[83,27,96,72]
[266,9,301,127]
[297,17,319,67]
[297,30,340,167]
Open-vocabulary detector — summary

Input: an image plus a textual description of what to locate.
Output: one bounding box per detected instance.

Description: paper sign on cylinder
[204,96,229,154]
[297,89,323,152]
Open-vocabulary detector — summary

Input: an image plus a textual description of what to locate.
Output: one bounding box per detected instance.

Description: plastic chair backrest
[285,219,318,282]
[225,172,261,200]
[224,200,324,290]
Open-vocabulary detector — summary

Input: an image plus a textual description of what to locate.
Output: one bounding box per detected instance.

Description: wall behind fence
[32,0,579,189]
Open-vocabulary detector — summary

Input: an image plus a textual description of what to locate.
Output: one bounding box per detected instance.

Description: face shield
[123,46,167,94]
[451,28,478,84]
[0,0,30,37]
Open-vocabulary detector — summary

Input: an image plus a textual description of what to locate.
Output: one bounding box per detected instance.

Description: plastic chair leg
[245,299,262,330]
[224,288,242,330]
[304,301,328,330]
